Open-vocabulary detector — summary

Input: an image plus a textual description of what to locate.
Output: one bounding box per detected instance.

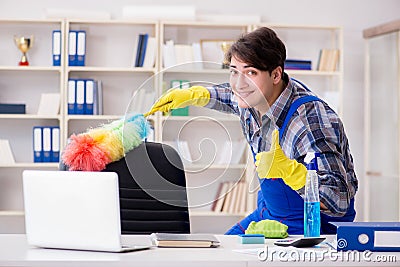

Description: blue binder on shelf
[76,30,86,66]
[0,103,26,114]
[138,33,148,67]
[68,31,77,66]
[331,222,400,252]
[84,79,94,115]
[134,34,144,67]
[52,30,61,66]
[42,127,52,162]
[75,79,85,115]
[50,127,60,163]
[33,127,43,163]
[67,79,76,114]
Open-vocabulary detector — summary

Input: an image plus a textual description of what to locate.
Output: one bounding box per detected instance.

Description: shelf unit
[0,19,344,234]
[363,19,400,221]
[0,19,64,230]
[63,19,159,144]
[156,21,258,234]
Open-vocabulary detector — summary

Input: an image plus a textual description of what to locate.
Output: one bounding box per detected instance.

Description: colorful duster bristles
[62,113,150,171]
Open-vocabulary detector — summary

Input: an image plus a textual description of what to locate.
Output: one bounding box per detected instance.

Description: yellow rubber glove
[255,129,307,191]
[144,86,210,117]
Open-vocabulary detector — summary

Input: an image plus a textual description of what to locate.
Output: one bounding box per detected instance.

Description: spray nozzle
[304,152,320,171]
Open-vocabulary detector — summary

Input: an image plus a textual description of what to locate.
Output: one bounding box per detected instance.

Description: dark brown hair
[225,27,286,73]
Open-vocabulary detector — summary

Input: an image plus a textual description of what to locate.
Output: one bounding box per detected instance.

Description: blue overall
[225,85,356,235]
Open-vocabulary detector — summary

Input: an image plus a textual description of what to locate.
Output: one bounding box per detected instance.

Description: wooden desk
[0,234,398,267]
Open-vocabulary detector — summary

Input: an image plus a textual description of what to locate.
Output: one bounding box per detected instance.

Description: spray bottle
[304,152,321,237]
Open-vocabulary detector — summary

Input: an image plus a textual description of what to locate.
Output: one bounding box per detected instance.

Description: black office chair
[101,141,190,234]
[60,141,190,234]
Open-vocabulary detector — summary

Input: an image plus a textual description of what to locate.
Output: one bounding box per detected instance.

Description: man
[145,27,358,234]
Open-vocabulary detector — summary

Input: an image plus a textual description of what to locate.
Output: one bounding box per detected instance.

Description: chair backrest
[102,142,190,234]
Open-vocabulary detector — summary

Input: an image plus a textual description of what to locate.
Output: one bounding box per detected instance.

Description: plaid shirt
[205,77,358,217]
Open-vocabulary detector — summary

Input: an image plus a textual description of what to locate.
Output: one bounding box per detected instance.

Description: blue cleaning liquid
[304,201,320,237]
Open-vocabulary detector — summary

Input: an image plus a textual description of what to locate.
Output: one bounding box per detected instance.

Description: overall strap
[279,95,321,141]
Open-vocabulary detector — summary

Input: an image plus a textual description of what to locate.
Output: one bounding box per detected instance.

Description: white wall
[1,0,399,221]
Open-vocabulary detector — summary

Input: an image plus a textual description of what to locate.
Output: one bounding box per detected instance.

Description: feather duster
[61,113,150,171]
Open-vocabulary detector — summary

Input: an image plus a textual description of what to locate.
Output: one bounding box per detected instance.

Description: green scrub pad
[245,219,289,238]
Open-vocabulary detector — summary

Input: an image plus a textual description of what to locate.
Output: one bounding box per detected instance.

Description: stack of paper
[150,233,220,248]
[37,93,60,115]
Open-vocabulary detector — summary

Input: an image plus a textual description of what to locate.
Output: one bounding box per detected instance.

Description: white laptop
[22,170,151,253]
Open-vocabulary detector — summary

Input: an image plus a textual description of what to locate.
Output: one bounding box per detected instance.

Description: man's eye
[247,70,257,76]
[230,69,238,75]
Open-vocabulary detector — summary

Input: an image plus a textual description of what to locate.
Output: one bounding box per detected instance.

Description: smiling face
[229,56,283,114]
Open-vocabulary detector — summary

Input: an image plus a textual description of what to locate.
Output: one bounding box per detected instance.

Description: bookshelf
[0,19,344,234]
[63,19,159,144]
[157,21,257,233]
[0,19,64,232]
[363,19,400,221]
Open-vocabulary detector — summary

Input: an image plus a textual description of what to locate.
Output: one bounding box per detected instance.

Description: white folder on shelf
[33,127,43,163]
[163,40,176,68]
[51,127,60,163]
[42,127,51,162]
[143,37,157,68]
[0,139,15,164]
[192,42,203,69]
[67,80,76,115]
[52,30,61,66]
[68,31,77,66]
[85,80,94,115]
[76,31,86,66]
[75,80,85,115]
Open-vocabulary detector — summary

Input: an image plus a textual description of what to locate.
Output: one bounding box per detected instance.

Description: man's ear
[271,66,283,84]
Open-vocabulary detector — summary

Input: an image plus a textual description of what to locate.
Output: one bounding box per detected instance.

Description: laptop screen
[23,170,123,252]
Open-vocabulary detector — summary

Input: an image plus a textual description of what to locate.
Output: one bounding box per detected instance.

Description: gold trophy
[14,36,33,66]
[220,41,232,69]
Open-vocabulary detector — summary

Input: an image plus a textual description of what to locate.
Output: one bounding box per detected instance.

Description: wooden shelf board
[0,66,61,72]
[67,66,156,73]
[0,114,61,120]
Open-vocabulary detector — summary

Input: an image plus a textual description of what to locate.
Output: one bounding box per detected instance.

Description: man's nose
[235,73,249,89]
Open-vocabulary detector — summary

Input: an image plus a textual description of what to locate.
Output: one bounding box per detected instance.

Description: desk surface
[0,234,398,267]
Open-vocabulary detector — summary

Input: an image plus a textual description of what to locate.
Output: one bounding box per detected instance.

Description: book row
[52,30,339,72]
[317,49,340,71]
[33,126,60,163]
[67,79,103,115]
[53,31,157,68]
[283,48,340,71]
[212,181,248,214]
[133,33,157,68]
